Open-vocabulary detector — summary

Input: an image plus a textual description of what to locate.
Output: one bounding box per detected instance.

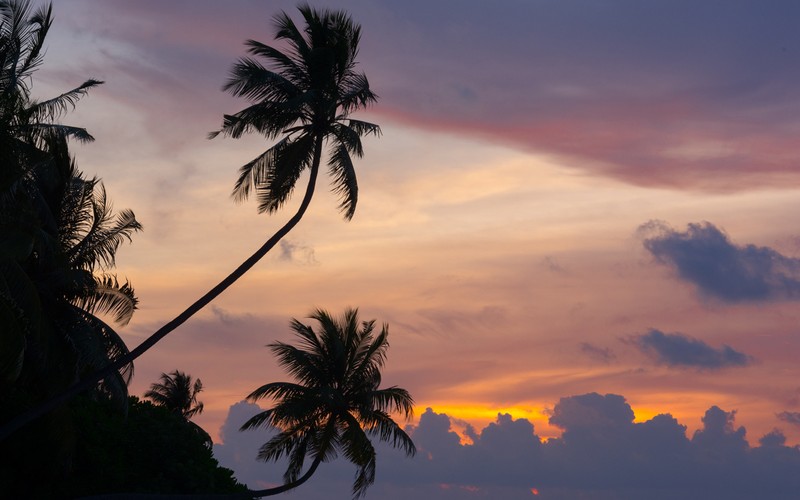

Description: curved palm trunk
[76,454,324,500]
[0,137,324,441]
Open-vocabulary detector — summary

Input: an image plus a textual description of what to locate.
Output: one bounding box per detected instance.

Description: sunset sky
[35,1,800,497]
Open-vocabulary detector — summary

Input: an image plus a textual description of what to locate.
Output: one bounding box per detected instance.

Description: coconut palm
[145,370,205,420]
[145,369,211,449]
[242,308,415,498]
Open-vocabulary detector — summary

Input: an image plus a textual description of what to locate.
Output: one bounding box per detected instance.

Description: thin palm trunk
[0,136,324,441]
[76,454,324,499]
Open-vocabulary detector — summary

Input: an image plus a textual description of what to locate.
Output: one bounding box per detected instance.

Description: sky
[32,0,800,498]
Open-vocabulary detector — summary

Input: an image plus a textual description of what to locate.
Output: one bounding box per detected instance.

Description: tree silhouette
[242,308,415,498]
[145,370,205,420]
[0,3,380,441]
[1,0,136,417]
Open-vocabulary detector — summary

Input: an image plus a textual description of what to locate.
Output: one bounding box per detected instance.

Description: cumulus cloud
[641,221,800,302]
[628,329,752,369]
[213,393,800,500]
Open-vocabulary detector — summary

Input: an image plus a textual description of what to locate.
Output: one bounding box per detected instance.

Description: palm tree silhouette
[144,370,205,419]
[1,5,379,440]
[242,308,415,498]
[0,1,137,409]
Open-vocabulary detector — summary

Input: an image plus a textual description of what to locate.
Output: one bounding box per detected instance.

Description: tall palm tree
[0,4,380,441]
[145,370,205,420]
[242,308,415,499]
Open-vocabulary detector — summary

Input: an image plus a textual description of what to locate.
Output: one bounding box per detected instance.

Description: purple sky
[35,1,800,497]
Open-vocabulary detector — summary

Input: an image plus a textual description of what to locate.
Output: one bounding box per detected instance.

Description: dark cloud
[628,329,752,369]
[579,342,616,363]
[213,393,800,499]
[641,221,800,302]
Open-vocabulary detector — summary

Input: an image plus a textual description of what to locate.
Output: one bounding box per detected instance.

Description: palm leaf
[27,79,102,122]
[72,273,137,325]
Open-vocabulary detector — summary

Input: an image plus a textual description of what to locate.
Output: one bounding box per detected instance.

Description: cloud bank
[641,221,800,302]
[214,393,800,500]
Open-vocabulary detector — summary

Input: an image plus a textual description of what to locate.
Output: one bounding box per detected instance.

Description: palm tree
[0,4,380,441]
[145,370,205,420]
[2,139,141,406]
[242,308,415,498]
[145,369,211,449]
[0,0,135,405]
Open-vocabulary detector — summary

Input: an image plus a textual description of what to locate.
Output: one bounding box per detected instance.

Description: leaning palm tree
[0,4,381,442]
[145,370,204,420]
[242,308,415,499]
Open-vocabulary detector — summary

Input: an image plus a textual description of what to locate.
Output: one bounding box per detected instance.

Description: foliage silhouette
[0,0,139,453]
[0,3,380,441]
[145,370,205,420]
[66,396,245,498]
[146,369,212,448]
[241,308,415,498]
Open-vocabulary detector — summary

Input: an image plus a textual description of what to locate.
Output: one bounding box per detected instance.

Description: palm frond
[367,386,415,419]
[27,79,102,122]
[222,55,299,103]
[244,40,308,89]
[269,342,325,384]
[337,73,377,114]
[246,381,309,402]
[339,412,376,498]
[359,409,416,457]
[344,119,381,140]
[211,99,304,140]
[273,8,310,65]
[72,273,137,325]
[230,132,315,214]
[254,132,316,213]
[16,122,95,143]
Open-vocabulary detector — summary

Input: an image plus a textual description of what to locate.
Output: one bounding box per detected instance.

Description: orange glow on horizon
[417,402,561,443]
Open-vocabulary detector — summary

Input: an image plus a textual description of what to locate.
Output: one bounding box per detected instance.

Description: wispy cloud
[579,342,616,364]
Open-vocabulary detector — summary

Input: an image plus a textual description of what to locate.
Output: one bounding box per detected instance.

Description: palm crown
[144,370,205,420]
[211,4,380,219]
[242,308,415,498]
